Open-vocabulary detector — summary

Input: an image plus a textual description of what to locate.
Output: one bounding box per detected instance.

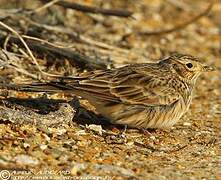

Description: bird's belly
[146,99,188,129]
[99,99,188,129]
[149,99,188,129]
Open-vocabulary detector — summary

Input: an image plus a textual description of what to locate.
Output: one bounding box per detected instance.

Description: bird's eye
[186,63,193,69]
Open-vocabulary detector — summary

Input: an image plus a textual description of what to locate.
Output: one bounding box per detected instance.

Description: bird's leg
[118,125,127,138]
[140,128,156,136]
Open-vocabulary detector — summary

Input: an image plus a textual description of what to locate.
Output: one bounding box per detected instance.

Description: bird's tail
[0,82,71,93]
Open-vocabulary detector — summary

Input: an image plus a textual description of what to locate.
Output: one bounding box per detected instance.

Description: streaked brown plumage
[1,54,214,129]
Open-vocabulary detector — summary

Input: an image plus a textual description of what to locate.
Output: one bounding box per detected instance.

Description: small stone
[42,134,51,141]
[183,122,191,126]
[40,144,47,150]
[87,124,103,135]
[56,128,67,136]
[126,141,134,146]
[23,143,30,148]
[71,162,87,176]
[14,154,39,166]
[150,135,156,140]
[75,130,87,135]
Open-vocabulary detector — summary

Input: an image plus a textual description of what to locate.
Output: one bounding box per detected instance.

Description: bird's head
[161,54,214,83]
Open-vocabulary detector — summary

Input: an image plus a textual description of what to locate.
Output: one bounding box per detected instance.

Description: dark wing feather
[109,70,181,106]
[54,70,122,102]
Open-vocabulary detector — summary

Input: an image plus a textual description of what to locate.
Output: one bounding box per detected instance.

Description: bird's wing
[110,75,180,106]
[62,67,181,106]
[109,67,181,106]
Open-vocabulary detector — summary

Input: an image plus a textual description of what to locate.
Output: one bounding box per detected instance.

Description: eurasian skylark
[2,54,214,129]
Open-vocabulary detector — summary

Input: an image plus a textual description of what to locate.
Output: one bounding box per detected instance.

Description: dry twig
[33,0,61,14]
[39,0,133,18]
[139,2,213,36]
[0,34,108,70]
[0,21,78,78]
[0,49,39,79]
[21,18,129,54]
[0,21,42,73]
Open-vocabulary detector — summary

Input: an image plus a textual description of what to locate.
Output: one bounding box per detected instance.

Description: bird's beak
[203,65,215,72]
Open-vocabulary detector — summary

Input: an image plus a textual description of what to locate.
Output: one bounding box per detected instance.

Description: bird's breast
[146,97,191,129]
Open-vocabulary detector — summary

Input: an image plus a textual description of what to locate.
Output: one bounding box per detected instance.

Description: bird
[0,54,214,129]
